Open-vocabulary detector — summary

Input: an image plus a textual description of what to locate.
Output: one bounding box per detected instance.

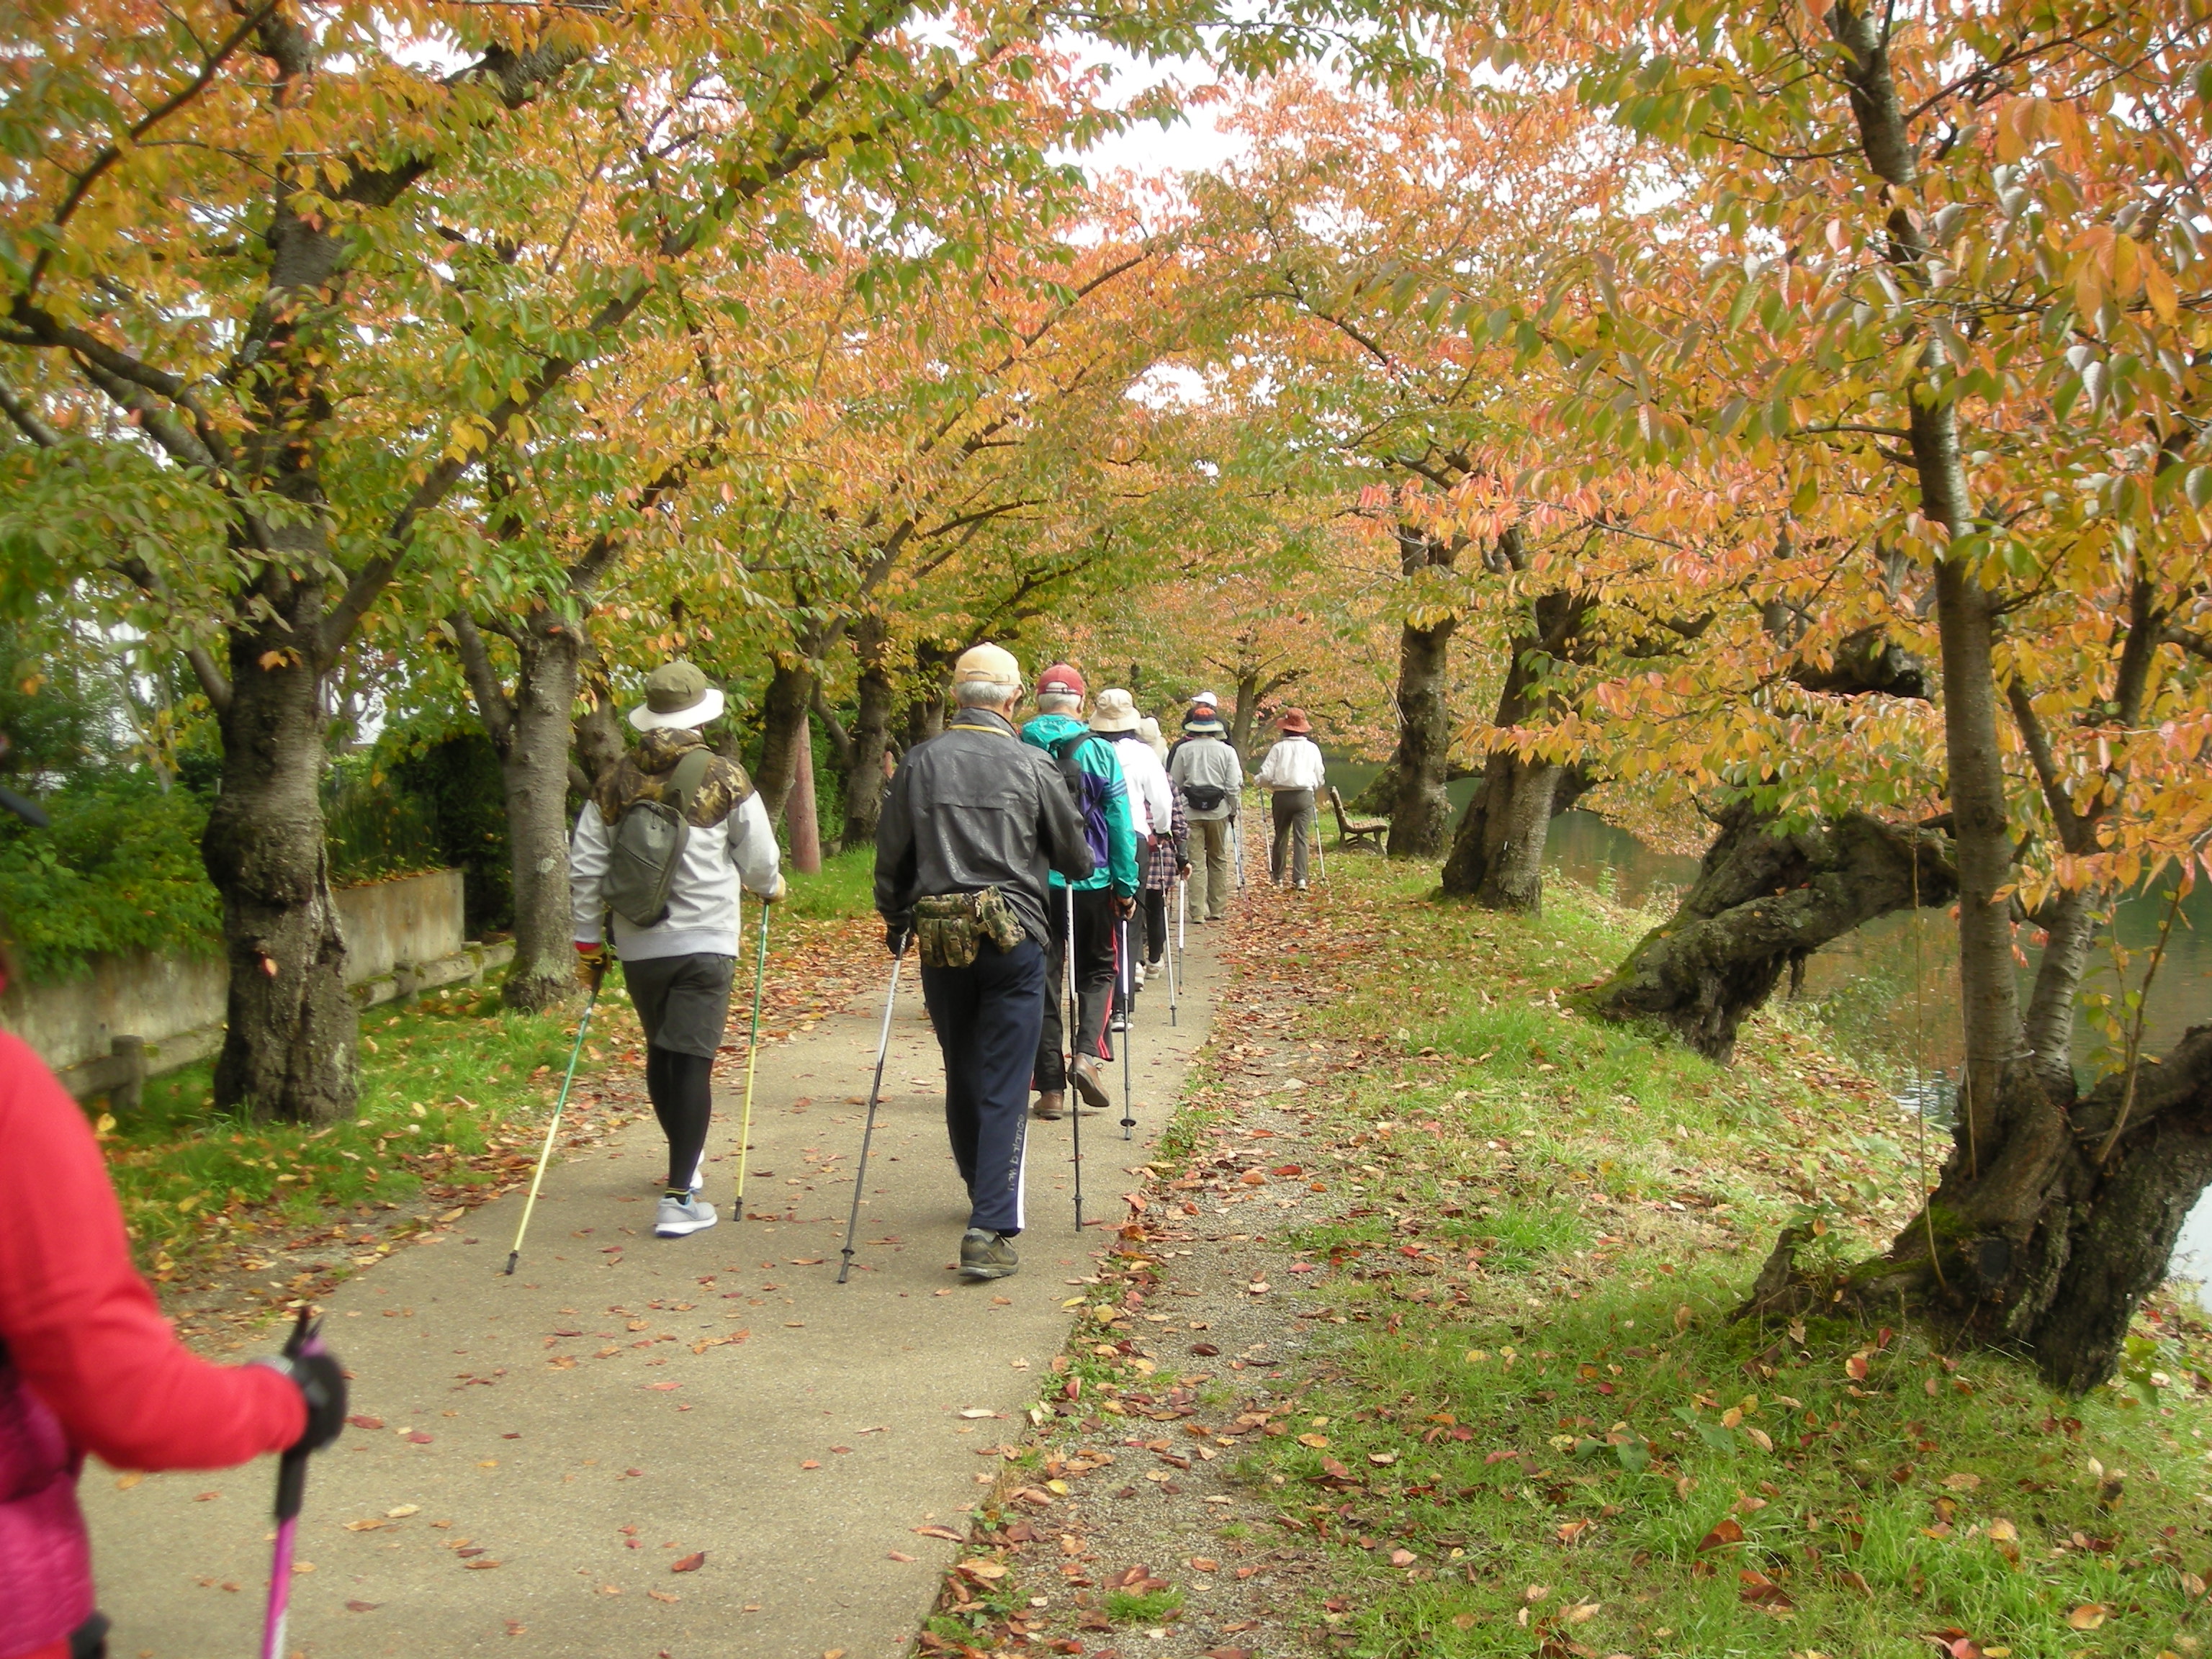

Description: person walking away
[1168,707,1241,922]
[0,787,344,1659]
[1138,714,1169,765]
[874,646,1093,1280]
[1021,665,1140,1120]
[1089,690,1172,1023]
[570,661,783,1241]
[1256,709,1327,889]
[1164,693,1222,768]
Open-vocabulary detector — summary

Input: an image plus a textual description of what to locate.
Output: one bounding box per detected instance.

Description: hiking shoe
[1071,1056,1111,1110]
[959,1228,1019,1282]
[1109,1011,1129,1033]
[655,1195,719,1237]
[1033,1091,1066,1121]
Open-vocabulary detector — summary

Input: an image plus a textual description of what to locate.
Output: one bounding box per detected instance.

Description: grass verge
[1231,861,2212,1659]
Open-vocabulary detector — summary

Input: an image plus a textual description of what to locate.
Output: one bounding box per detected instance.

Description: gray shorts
[622,953,736,1057]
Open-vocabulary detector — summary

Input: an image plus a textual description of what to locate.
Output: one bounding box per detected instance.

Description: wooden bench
[1328,786,1390,852]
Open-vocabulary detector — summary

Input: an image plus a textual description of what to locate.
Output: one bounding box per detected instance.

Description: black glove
[886,923,911,958]
[266,1349,349,1452]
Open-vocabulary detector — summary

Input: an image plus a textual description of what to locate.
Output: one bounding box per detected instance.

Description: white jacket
[570,791,781,962]
[1105,732,1174,840]
[1256,735,1327,791]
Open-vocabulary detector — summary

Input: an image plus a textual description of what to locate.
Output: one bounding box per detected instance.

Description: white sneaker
[655,1195,719,1237]
[1133,964,1146,989]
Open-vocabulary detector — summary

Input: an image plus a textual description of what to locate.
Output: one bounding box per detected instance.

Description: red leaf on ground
[406,1432,433,1444]
[347,1416,384,1431]
[1697,1519,1745,1552]
[344,1601,379,1613]
[913,1525,965,1542]
[1737,1568,1792,1609]
[670,1552,706,1573]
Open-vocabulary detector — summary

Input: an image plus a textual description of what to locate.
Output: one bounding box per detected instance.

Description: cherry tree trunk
[1439,589,1589,912]
[787,715,822,874]
[202,606,356,1124]
[840,617,895,853]
[1385,614,1457,858]
[1588,804,1956,1061]
[752,658,816,827]
[497,622,584,1012]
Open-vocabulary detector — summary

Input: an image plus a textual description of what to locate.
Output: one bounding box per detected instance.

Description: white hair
[1035,691,1081,714]
[954,677,1020,708]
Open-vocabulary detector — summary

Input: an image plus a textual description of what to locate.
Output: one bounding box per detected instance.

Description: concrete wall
[1,868,470,1076]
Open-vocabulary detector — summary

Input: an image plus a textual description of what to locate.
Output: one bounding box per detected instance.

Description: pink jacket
[0,1035,303,1658]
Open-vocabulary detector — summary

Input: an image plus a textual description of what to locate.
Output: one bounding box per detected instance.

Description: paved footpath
[84,926,1222,1659]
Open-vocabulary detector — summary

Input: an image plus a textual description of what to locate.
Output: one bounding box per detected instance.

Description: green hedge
[0,778,223,982]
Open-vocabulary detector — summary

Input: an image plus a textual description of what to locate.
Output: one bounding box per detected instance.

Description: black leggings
[645,1047,714,1192]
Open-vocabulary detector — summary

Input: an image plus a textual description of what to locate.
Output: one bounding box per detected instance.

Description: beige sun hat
[1089,688,1143,733]
[629,660,726,732]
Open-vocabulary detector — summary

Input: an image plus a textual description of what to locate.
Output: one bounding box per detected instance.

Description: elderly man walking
[1168,704,1241,922]
[875,646,1093,1280]
[1021,664,1140,1120]
[1256,707,1328,890]
[571,661,783,1240]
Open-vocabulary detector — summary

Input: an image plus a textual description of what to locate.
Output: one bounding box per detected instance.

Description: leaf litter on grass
[915,857,2212,1659]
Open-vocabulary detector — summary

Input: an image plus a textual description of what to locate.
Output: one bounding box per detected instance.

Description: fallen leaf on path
[886,1550,916,1563]
[347,1416,383,1431]
[647,1591,679,1604]
[407,1432,433,1444]
[671,1552,706,1574]
[344,1601,379,1613]
[958,1408,998,1419]
[801,1460,822,1470]
[958,1559,1008,1581]
[385,1505,420,1518]
[113,1473,143,1491]
[2067,1605,2108,1630]
[647,1382,680,1391]
[912,1525,964,1542]
[462,1560,501,1571]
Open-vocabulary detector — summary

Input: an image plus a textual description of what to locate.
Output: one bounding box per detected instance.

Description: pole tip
[503,1252,518,1276]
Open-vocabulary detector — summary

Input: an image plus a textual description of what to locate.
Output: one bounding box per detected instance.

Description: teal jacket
[1020,714,1141,897]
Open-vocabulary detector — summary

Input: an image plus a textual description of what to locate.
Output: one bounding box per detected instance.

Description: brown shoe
[1070,1056,1112,1111]
[1033,1091,1065,1121]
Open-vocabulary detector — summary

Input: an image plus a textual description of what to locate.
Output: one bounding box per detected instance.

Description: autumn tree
[1520,0,2212,1387]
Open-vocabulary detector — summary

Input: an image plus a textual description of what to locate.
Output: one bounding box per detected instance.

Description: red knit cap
[1038,662,1085,697]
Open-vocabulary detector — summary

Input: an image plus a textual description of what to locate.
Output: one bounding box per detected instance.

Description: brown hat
[1277,708,1313,734]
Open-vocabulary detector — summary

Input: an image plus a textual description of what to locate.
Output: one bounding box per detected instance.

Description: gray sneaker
[959,1228,1018,1282]
[655,1194,719,1238]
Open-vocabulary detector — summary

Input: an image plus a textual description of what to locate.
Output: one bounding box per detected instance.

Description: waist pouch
[914,888,1026,968]
[1182,783,1228,811]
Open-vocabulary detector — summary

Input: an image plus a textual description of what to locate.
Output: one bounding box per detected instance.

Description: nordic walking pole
[733,902,771,1218]
[1066,885,1085,1233]
[1314,805,1328,886]
[1118,912,1136,1141]
[260,1307,321,1659]
[836,940,908,1284]
[1168,878,1182,1028]
[504,972,602,1275]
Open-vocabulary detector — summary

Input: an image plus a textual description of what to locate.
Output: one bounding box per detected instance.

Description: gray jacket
[1169,735,1243,821]
[875,709,1095,946]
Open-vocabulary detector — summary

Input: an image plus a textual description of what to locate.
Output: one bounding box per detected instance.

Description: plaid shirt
[1143,784,1189,891]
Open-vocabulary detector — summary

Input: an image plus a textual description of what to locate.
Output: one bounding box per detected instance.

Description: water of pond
[1323,756,2212,1276]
